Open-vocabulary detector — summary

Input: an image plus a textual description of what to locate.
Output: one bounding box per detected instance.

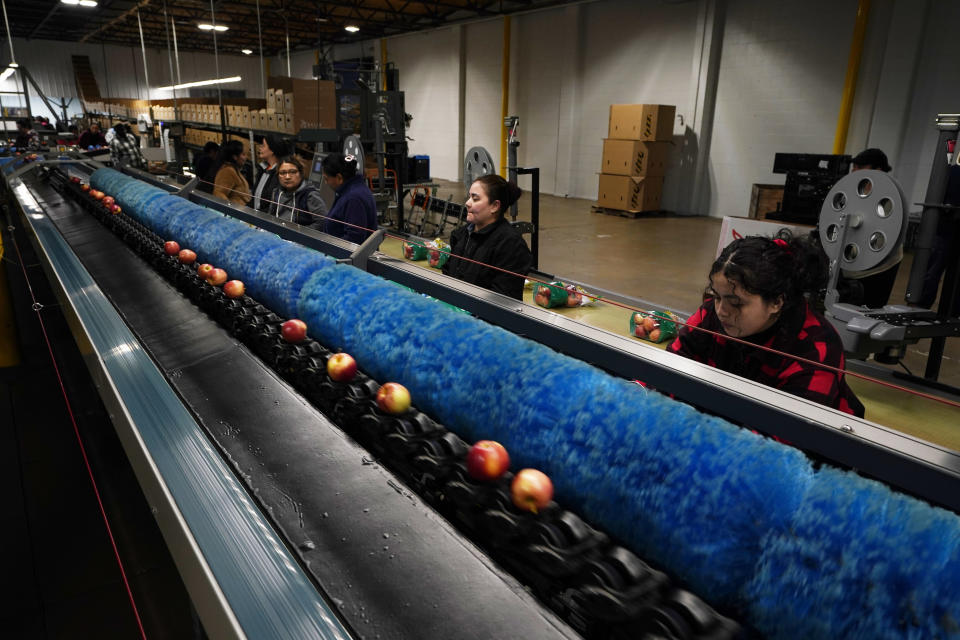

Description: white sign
[715,216,813,258]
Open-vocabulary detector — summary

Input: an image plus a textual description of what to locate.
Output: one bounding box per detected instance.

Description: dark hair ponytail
[710,232,827,321]
[473,174,522,218]
[321,153,359,180]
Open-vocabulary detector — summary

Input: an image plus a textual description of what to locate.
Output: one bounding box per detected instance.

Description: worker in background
[668,234,865,417]
[320,153,377,244]
[13,117,39,151]
[192,141,219,193]
[108,123,146,170]
[77,122,107,149]
[252,135,289,212]
[267,155,327,228]
[915,162,960,314]
[839,148,900,308]
[212,140,251,206]
[442,175,532,300]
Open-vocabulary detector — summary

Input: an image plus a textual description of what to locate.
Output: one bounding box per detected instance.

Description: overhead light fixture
[61,0,98,6]
[241,49,253,55]
[8,62,18,68]
[0,67,15,82]
[198,23,229,32]
[345,25,359,33]
[155,75,241,91]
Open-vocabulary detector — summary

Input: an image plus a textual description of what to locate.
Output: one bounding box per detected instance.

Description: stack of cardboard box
[597,104,675,213]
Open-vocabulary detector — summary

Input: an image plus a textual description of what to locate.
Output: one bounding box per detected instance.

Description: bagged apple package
[532,281,569,308]
[629,310,679,343]
[563,283,597,307]
[426,238,451,269]
[402,240,428,261]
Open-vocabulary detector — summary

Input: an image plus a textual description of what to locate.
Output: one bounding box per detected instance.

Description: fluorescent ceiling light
[0,68,15,82]
[345,25,359,33]
[241,49,253,55]
[198,23,228,32]
[61,0,98,5]
[8,62,18,68]
[155,75,241,91]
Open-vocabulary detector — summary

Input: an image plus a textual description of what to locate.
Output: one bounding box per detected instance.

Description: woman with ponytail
[442,174,532,300]
[668,234,864,417]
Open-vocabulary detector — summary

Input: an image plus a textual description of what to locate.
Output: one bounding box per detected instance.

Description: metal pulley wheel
[342,134,365,172]
[463,146,496,189]
[819,170,907,273]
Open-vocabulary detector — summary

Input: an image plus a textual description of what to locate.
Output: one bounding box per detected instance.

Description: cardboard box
[266,113,278,131]
[268,76,336,130]
[282,113,294,134]
[609,104,675,141]
[748,184,785,219]
[241,110,251,128]
[601,139,670,176]
[266,88,276,106]
[274,89,284,114]
[284,94,294,114]
[597,174,663,212]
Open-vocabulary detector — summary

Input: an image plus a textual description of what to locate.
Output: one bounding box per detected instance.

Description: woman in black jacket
[442,175,531,300]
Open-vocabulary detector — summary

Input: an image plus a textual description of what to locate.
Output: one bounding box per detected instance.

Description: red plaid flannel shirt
[667,300,865,418]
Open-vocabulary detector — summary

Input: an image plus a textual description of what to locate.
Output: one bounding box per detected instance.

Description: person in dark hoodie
[320,153,377,244]
[266,155,328,229]
[442,174,531,300]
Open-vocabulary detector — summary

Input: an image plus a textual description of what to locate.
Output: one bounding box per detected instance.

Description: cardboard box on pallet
[608,104,675,141]
[597,174,663,213]
[601,139,670,176]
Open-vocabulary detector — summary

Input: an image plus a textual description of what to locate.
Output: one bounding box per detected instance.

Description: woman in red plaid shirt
[668,235,865,417]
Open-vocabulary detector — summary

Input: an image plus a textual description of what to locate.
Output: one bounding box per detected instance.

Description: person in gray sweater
[266,156,328,229]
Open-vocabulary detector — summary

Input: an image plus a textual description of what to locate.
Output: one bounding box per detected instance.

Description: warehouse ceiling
[5,0,582,55]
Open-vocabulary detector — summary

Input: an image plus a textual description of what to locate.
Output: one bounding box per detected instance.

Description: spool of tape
[463,146,496,189]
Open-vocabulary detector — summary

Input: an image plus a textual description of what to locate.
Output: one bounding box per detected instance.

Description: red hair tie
[773,238,793,255]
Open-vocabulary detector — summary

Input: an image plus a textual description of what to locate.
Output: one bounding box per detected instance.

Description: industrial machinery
[4,153,960,639]
[820,115,960,380]
[766,152,852,224]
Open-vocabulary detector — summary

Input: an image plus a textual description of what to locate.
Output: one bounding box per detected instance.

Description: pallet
[591,205,665,218]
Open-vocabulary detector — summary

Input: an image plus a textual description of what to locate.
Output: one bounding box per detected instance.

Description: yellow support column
[833,0,871,155]
[499,16,511,177]
[0,234,21,367]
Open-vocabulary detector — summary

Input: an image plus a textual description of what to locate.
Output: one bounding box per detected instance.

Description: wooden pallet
[591,205,665,219]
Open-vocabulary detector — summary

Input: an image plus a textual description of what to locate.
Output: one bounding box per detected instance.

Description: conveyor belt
[21,169,578,639]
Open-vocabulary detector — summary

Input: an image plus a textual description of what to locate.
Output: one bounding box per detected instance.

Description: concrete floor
[410,178,960,446]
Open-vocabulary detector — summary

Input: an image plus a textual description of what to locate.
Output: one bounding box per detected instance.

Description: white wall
[706,0,857,217]
[0,37,264,121]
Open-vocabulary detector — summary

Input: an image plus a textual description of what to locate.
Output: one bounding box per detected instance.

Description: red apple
[649,328,661,342]
[428,249,440,267]
[70,176,81,184]
[534,287,551,307]
[178,249,197,265]
[196,263,214,279]
[102,196,115,208]
[634,324,647,339]
[466,440,510,481]
[326,352,357,382]
[91,190,105,200]
[511,468,554,514]
[110,204,122,215]
[164,241,180,256]
[206,268,228,286]
[403,244,413,259]
[223,280,245,298]
[376,382,411,415]
[281,319,308,343]
[565,291,583,307]
[643,316,657,333]
[80,184,90,192]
